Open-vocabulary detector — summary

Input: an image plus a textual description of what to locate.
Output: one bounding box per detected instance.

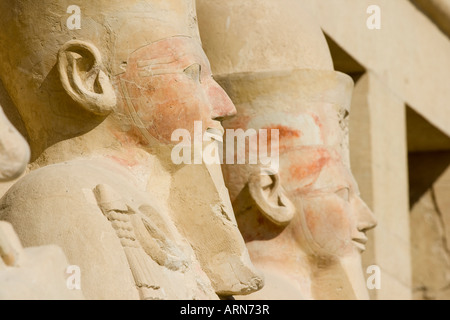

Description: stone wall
[315,0,450,300]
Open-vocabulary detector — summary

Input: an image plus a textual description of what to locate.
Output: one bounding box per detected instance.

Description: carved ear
[248,169,295,226]
[58,40,116,115]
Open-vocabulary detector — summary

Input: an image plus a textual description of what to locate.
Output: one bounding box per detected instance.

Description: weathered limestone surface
[316,0,450,300]
[0,88,82,299]
[349,72,412,300]
[197,0,333,75]
[0,107,29,183]
[314,0,450,138]
[411,0,450,38]
[217,70,376,300]
[0,0,447,301]
[0,221,84,300]
[410,154,450,300]
[0,0,262,300]
[198,0,377,300]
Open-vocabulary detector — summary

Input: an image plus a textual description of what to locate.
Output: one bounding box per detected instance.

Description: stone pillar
[349,72,412,300]
[408,107,450,300]
[410,163,450,300]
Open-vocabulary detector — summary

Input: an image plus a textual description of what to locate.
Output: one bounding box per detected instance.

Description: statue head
[219,69,377,298]
[0,0,262,296]
[0,0,236,157]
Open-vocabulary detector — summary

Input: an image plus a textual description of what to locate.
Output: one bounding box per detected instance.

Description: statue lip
[352,235,368,251]
[206,125,225,140]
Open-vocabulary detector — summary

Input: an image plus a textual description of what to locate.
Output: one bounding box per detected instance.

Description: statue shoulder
[1,160,134,205]
[0,161,141,300]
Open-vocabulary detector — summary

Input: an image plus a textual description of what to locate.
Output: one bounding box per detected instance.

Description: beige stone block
[350,72,410,241]
[411,189,450,298]
[434,166,450,251]
[407,107,450,153]
[315,0,450,138]
[350,73,409,240]
[348,75,374,210]
[367,79,409,241]
[411,0,450,37]
[361,230,377,300]
[409,152,450,206]
[373,228,412,287]
[376,269,412,300]
[434,287,450,300]
[349,72,412,299]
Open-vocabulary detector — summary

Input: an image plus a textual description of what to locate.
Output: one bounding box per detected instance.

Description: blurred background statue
[197,0,377,299]
[0,103,83,299]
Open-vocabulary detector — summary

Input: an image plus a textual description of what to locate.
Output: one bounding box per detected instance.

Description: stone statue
[218,70,377,300]
[0,104,83,299]
[0,0,262,299]
[0,106,29,182]
[197,0,377,299]
[0,220,85,300]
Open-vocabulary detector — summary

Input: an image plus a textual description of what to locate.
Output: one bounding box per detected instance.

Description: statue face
[115,36,236,145]
[223,104,376,260]
[114,36,261,295]
[280,146,377,258]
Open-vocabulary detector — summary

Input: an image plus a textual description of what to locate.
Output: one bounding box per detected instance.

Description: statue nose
[207,81,237,121]
[355,197,377,232]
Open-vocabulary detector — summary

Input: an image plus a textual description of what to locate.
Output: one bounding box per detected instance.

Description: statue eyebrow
[292,184,351,197]
[137,57,177,68]
[138,68,178,77]
[136,55,196,77]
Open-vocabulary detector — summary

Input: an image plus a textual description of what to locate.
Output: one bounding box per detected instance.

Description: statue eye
[335,187,350,202]
[183,63,201,83]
